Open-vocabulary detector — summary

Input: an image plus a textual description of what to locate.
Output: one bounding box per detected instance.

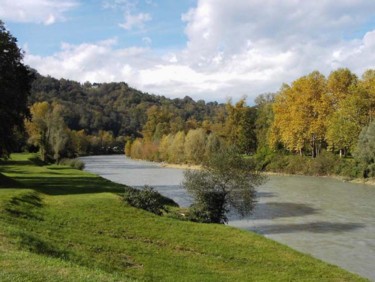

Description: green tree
[25,102,51,161]
[184,128,207,164]
[169,131,185,163]
[254,93,275,150]
[354,121,375,177]
[223,98,257,154]
[0,21,34,158]
[183,148,266,224]
[204,132,222,161]
[326,92,369,157]
[25,102,70,162]
[327,68,357,108]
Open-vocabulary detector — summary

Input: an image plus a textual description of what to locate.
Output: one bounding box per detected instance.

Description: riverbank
[0,153,367,281]
[160,162,201,170]
[157,159,375,187]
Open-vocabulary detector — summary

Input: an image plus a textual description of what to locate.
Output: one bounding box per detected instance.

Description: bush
[59,158,85,170]
[308,151,338,176]
[124,186,170,216]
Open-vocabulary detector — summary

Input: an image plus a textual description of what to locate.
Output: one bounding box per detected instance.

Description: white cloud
[23,0,375,103]
[0,0,78,25]
[119,12,152,30]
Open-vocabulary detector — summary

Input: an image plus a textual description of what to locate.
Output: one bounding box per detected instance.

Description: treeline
[23,67,375,177]
[24,71,226,162]
[125,100,257,164]
[125,68,375,179]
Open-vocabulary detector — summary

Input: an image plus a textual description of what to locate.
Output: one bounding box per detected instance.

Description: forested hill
[29,71,224,139]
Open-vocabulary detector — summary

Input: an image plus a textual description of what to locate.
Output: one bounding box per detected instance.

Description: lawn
[0,153,367,281]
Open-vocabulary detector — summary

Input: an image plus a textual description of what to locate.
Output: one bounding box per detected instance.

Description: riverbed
[81,155,375,281]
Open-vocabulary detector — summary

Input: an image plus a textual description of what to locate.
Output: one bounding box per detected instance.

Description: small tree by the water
[183,148,266,224]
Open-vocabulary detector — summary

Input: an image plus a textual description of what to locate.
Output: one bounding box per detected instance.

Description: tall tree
[325,69,359,156]
[355,121,375,177]
[254,93,275,150]
[0,21,34,157]
[25,102,51,161]
[224,99,256,153]
[271,72,329,157]
[25,102,70,162]
[184,128,207,164]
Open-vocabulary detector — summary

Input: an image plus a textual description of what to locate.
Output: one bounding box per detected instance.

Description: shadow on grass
[13,176,125,195]
[15,231,70,259]
[4,191,44,221]
[0,173,24,188]
[253,221,366,234]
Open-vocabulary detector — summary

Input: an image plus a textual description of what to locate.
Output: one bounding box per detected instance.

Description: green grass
[0,153,367,281]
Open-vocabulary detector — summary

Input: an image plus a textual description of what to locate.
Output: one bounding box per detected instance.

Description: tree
[183,148,266,224]
[271,72,329,157]
[25,102,51,161]
[184,128,207,164]
[326,92,369,157]
[354,121,375,178]
[325,69,360,157]
[169,131,185,163]
[0,21,34,158]
[25,102,70,162]
[254,93,275,150]
[223,99,257,154]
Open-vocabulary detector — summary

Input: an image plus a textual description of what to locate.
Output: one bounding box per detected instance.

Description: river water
[81,155,375,281]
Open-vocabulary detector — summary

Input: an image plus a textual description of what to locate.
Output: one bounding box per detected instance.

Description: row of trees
[269,69,375,158]
[125,68,375,179]
[25,102,124,162]
[125,99,257,163]
[126,129,222,164]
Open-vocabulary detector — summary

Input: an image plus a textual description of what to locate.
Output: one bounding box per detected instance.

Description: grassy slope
[0,154,367,281]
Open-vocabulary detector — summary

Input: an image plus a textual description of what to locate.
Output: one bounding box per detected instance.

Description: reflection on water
[81,155,375,281]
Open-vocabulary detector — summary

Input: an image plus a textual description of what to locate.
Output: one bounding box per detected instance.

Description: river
[81,155,375,281]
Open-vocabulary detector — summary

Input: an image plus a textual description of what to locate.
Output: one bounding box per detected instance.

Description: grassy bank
[0,154,367,281]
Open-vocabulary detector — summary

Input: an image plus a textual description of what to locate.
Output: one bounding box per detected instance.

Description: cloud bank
[0,0,78,25]
[17,0,375,102]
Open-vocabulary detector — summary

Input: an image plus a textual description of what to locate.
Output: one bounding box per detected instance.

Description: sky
[1,0,375,103]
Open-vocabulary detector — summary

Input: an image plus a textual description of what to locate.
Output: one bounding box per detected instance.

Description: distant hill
[29,71,224,138]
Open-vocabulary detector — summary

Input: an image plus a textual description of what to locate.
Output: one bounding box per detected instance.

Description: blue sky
[6,1,194,55]
[1,0,375,103]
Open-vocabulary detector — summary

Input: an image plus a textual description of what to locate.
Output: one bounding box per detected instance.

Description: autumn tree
[359,69,375,121]
[169,131,185,163]
[327,68,358,108]
[184,128,207,164]
[0,21,34,157]
[25,102,51,161]
[25,102,70,162]
[271,71,329,157]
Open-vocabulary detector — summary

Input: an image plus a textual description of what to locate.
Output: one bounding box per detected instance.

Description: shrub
[124,186,170,216]
[309,151,338,176]
[59,158,85,170]
[183,147,266,224]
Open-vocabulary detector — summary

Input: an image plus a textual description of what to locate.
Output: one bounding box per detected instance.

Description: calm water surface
[81,155,375,281]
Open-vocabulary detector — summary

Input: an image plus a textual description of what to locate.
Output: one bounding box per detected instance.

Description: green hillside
[0,154,366,281]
